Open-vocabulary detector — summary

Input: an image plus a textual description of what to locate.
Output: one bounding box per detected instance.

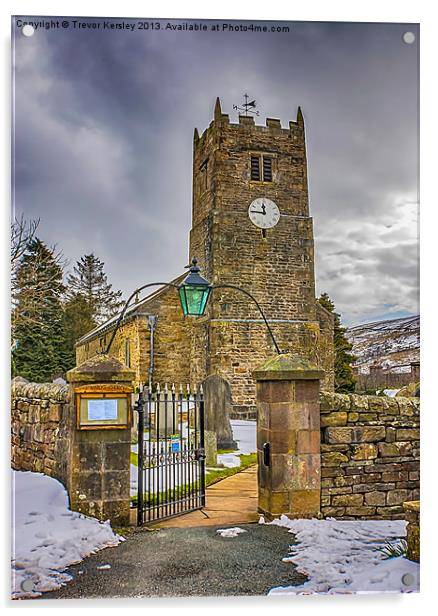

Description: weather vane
[233,93,259,117]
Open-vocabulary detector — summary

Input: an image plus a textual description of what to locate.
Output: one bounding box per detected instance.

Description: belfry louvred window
[250,154,273,182]
[263,157,272,181]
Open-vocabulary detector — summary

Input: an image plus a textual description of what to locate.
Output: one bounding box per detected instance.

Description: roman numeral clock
[248,197,280,230]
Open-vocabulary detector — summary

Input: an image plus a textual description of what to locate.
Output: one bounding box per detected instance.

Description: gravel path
[40,523,307,599]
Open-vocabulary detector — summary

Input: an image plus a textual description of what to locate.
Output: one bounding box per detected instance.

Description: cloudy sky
[12,17,419,326]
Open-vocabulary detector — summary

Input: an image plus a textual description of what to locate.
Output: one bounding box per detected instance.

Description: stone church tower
[76,98,334,417]
[188,98,334,414]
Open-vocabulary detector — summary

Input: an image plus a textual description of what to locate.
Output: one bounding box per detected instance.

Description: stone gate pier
[253,354,324,518]
[66,355,135,526]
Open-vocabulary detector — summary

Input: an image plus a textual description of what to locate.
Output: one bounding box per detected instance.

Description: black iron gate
[135,383,206,525]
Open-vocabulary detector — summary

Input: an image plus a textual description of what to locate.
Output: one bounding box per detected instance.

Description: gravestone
[203,375,237,451]
[151,400,179,439]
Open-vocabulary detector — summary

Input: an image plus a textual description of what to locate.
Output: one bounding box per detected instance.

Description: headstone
[203,375,237,450]
[151,400,179,439]
[204,430,218,467]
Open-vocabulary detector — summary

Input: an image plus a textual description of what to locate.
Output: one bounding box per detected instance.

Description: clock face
[248,198,280,229]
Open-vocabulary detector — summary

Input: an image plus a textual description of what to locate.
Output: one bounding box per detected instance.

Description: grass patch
[217,448,238,454]
[375,539,408,559]
[205,453,257,487]
[130,451,138,466]
[112,527,134,537]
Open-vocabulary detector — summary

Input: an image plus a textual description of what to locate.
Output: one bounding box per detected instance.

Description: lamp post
[105,257,281,355]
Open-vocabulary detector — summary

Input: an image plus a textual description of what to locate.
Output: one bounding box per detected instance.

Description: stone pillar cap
[253,353,325,381]
[66,354,135,383]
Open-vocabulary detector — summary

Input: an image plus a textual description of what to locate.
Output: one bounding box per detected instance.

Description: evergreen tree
[66,254,123,325]
[318,292,357,393]
[12,238,69,381]
[63,293,96,367]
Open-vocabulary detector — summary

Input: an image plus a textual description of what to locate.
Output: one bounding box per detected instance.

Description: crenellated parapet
[193,97,306,150]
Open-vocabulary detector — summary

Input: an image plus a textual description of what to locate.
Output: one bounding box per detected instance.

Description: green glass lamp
[178,257,212,316]
[178,257,211,317]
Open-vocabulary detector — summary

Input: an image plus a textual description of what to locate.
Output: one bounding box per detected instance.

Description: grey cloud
[12,17,419,325]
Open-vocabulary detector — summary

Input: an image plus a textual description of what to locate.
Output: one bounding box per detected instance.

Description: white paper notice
[87,398,118,421]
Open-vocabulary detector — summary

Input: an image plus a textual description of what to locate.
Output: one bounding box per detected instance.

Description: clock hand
[250,209,266,215]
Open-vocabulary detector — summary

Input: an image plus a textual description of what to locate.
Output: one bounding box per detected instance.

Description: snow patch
[381,389,400,397]
[216,527,247,538]
[11,470,123,599]
[230,419,256,455]
[261,515,419,594]
[217,453,241,468]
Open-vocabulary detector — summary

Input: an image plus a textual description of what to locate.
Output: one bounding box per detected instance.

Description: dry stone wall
[320,392,420,519]
[11,378,71,485]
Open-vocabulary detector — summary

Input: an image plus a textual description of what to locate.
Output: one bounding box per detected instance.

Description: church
[75,98,335,418]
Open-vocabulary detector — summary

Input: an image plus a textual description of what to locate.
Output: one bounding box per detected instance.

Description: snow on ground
[261,515,419,595]
[216,453,241,468]
[217,419,257,468]
[11,470,124,599]
[231,419,256,454]
[382,389,400,397]
[216,527,247,538]
[130,463,138,497]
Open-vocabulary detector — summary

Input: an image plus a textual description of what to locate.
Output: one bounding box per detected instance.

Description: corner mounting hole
[22,24,35,37]
[402,32,415,44]
[401,572,415,586]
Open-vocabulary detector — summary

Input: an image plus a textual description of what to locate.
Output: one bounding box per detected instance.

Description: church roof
[75,272,186,346]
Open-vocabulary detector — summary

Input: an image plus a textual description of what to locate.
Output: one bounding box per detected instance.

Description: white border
[2,1,436,613]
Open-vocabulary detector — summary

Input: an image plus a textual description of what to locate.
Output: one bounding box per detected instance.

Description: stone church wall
[320,391,420,519]
[203,319,328,418]
[76,284,192,388]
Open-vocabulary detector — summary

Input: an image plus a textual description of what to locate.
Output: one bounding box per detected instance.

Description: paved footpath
[149,465,259,528]
[41,523,306,599]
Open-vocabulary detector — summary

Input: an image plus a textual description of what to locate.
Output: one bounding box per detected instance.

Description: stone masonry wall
[205,319,325,418]
[320,392,420,519]
[11,379,71,486]
[76,284,192,388]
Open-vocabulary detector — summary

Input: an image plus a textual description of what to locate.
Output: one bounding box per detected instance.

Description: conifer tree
[63,293,96,366]
[318,292,357,393]
[66,254,123,325]
[12,238,69,381]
